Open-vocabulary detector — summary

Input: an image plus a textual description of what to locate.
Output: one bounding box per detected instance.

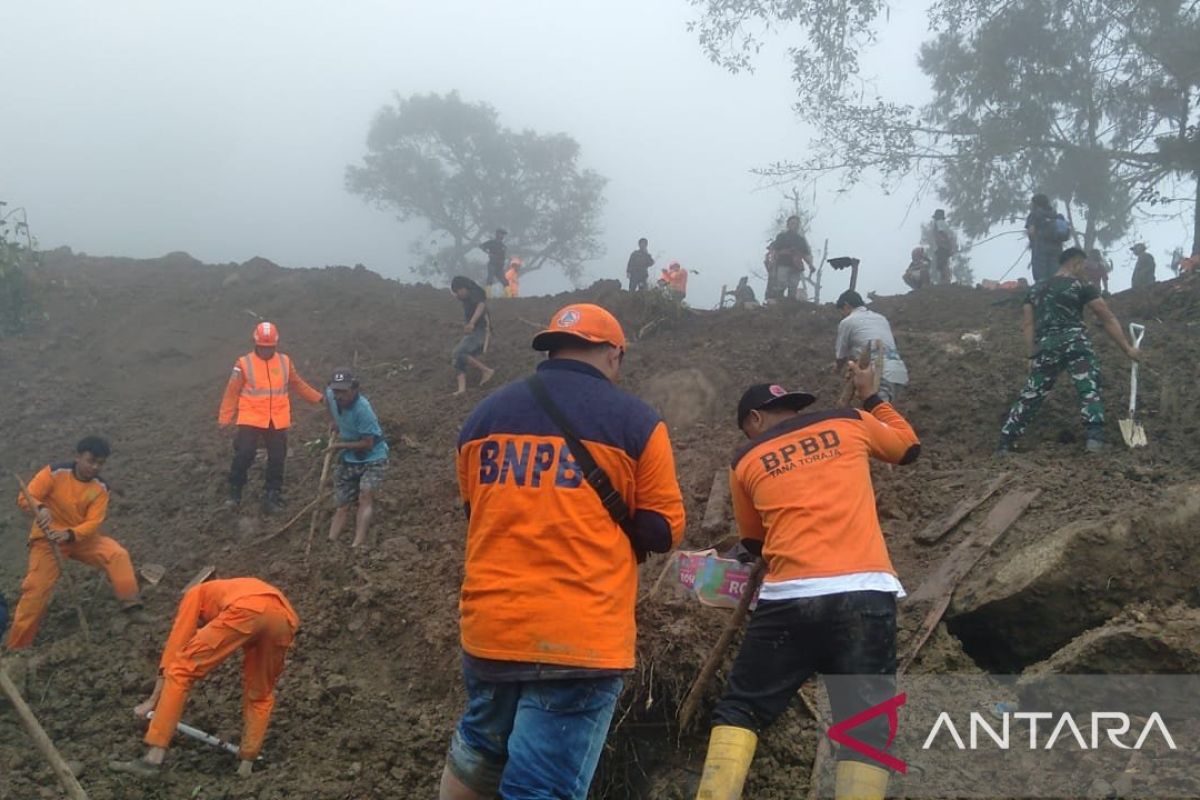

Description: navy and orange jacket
[456,359,686,670]
[730,397,920,585]
[16,463,109,542]
[218,351,322,429]
[160,578,299,673]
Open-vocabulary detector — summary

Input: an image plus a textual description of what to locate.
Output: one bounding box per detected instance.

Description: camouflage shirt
[1027,275,1100,345]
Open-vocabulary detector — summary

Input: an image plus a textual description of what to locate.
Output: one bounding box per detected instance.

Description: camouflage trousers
[1000,336,1104,441]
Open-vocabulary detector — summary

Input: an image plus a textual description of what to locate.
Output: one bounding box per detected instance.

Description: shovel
[1120,323,1147,448]
[144,710,262,760]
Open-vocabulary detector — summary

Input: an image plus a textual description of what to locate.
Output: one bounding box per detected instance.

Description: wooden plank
[799,686,831,800]
[914,473,1010,544]
[700,471,729,537]
[900,488,1041,672]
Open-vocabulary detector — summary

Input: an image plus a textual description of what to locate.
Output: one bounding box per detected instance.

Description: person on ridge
[930,209,956,284]
[1025,194,1070,284]
[1130,243,1156,289]
[504,258,521,298]
[997,247,1141,455]
[627,237,655,292]
[767,215,814,301]
[218,321,324,514]
[439,303,686,800]
[903,246,931,290]
[110,576,299,778]
[479,228,509,296]
[6,436,150,651]
[694,366,920,800]
[660,261,688,301]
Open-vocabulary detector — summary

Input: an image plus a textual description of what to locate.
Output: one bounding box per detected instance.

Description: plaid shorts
[334,459,387,506]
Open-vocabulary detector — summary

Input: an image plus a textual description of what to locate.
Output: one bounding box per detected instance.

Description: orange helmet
[253,321,279,346]
[532,303,627,352]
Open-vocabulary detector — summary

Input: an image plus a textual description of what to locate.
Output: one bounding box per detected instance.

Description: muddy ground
[1,250,1198,799]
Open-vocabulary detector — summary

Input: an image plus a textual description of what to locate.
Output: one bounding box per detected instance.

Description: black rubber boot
[262,489,283,515]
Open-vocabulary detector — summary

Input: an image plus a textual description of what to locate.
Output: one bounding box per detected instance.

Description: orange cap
[253,321,279,346]
[532,304,627,352]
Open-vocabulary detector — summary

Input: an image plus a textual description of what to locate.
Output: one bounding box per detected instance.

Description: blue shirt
[325,389,388,464]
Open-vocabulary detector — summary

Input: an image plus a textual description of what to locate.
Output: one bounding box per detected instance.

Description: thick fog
[1,1,1188,304]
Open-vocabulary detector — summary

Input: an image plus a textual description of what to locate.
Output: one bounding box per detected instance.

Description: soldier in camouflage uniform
[998,247,1141,454]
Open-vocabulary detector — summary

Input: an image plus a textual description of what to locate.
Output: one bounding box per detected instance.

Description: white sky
[1,0,1191,305]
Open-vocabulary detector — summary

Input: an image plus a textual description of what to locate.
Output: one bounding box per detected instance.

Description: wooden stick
[700,471,730,537]
[0,665,90,800]
[914,473,1009,544]
[303,447,336,561]
[838,345,874,406]
[11,473,90,642]
[677,559,766,731]
[900,489,1041,673]
[872,339,884,395]
[255,497,318,545]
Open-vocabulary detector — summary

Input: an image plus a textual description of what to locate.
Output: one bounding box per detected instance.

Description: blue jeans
[447,664,624,799]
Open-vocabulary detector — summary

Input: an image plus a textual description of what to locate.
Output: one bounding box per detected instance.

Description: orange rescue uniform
[505,266,520,297]
[730,401,920,585]
[456,360,687,670]
[218,351,322,429]
[146,578,299,760]
[7,463,138,650]
[662,266,688,297]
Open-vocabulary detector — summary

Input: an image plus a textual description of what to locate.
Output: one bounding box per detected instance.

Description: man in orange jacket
[660,261,689,301]
[6,436,149,651]
[218,322,323,514]
[110,576,299,778]
[694,366,920,800]
[441,304,686,800]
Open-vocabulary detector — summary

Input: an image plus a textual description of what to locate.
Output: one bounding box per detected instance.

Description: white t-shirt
[835,307,909,386]
[759,571,906,601]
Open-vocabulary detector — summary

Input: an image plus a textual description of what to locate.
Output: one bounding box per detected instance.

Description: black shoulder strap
[525,374,630,525]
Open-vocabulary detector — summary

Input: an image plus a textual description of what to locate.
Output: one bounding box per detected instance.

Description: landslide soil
[1,250,1198,799]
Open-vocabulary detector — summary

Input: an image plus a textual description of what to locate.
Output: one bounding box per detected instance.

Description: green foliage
[346,91,608,283]
[919,0,1199,250]
[692,0,1200,253]
[0,202,38,336]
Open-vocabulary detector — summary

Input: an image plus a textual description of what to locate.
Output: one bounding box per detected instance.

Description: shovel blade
[1120,419,1148,448]
[1132,423,1148,448]
[139,563,167,586]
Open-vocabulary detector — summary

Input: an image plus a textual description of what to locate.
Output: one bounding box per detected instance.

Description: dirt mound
[2,253,1199,798]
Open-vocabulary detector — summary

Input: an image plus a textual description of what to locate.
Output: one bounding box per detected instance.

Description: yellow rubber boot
[835,760,890,800]
[695,725,757,800]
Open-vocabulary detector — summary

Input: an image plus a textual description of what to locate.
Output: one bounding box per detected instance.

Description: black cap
[736,383,816,427]
[330,368,356,390]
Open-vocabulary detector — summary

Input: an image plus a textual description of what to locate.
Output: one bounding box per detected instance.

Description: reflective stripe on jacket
[218,352,321,429]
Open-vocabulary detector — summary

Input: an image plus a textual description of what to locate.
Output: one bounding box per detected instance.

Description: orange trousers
[5,536,138,650]
[146,600,295,759]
